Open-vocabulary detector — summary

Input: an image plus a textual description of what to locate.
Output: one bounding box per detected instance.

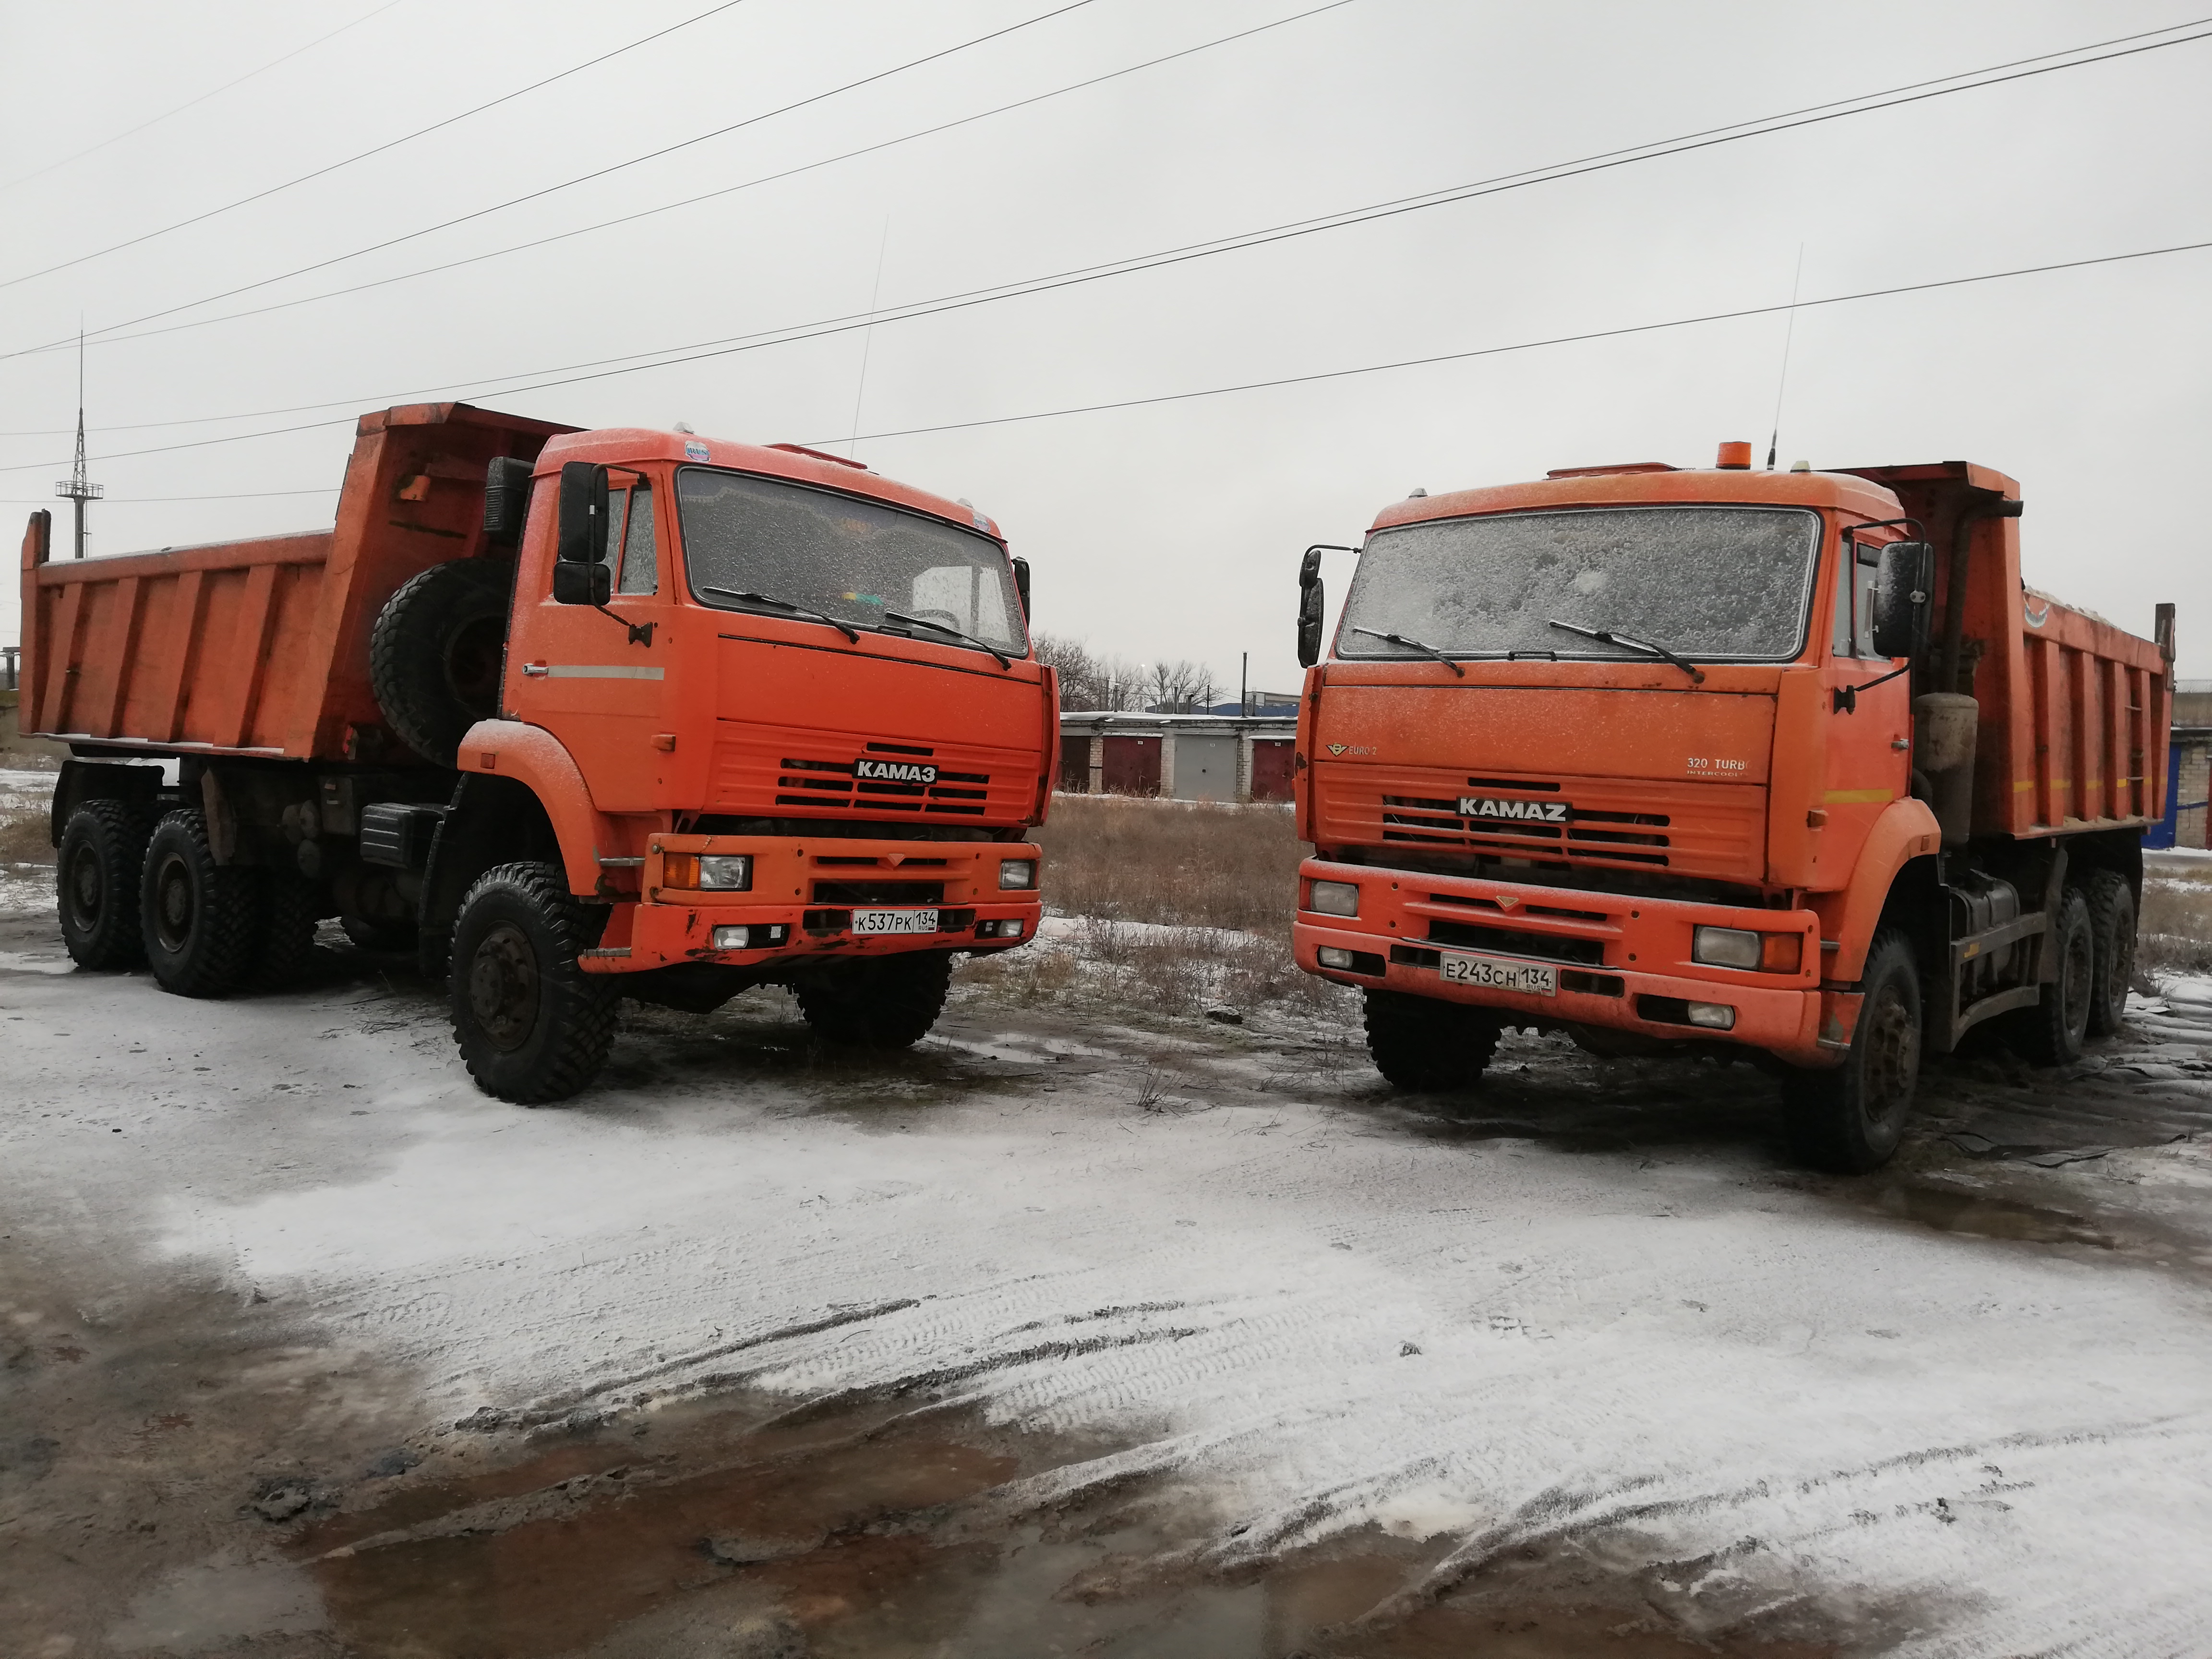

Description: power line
[1,0,1102,351]
[827,238,2212,446]
[0,0,757,290]
[4,234,2206,480]
[0,0,411,194]
[3,6,2200,403]
[10,0,1358,377]
[0,487,338,505]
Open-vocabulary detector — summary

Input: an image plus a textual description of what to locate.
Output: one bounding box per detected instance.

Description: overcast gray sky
[4,0,2208,688]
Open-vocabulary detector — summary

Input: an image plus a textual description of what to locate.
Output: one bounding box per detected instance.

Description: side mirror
[1870,540,1932,660]
[553,560,612,606]
[1011,555,1031,622]
[556,461,609,568]
[1297,544,1327,669]
[482,457,533,549]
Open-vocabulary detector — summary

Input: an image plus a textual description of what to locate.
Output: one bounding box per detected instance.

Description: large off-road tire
[2005,886,2095,1067]
[140,809,262,998]
[56,800,153,970]
[370,558,513,766]
[448,862,615,1104]
[250,872,324,990]
[1782,928,1922,1174]
[795,952,954,1050]
[1362,988,1502,1092]
[2083,871,2136,1038]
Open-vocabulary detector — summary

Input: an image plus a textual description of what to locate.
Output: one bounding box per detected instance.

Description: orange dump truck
[1290,444,2172,1170]
[21,401,1054,1101]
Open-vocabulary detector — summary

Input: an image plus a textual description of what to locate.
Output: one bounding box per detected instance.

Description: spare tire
[371,558,514,765]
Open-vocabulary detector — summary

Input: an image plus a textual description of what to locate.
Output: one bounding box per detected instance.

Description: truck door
[1819,531,1914,858]
[508,472,674,811]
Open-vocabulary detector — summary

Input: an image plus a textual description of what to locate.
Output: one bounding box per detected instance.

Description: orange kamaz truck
[1289,442,2172,1170]
[21,402,1053,1102]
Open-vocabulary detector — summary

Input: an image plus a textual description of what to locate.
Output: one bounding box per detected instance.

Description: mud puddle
[1862,1181,2115,1248]
[288,1392,1840,1658]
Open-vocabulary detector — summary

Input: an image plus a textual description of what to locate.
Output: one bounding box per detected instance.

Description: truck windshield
[1337,505,1820,664]
[677,468,1027,655]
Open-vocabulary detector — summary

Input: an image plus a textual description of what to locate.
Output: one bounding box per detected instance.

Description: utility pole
[1240,651,1249,716]
[54,331,100,559]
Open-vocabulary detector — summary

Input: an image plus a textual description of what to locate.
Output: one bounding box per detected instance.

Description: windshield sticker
[857,757,938,784]
[685,441,710,461]
[1458,796,1570,823]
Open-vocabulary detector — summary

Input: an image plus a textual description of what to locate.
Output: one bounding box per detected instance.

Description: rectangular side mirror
[552,560,612,606]
[557,461,609,566]
[1297,544,1328,669]
[482,457,533,549]
[1870,540,1932,659]
[1011,555,1031,622]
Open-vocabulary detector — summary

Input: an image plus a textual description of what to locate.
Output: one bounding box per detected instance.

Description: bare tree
[1144,658,1218,713]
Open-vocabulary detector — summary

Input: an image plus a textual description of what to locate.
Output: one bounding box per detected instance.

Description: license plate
[852,908,938,936]
[1438,951,1556,996]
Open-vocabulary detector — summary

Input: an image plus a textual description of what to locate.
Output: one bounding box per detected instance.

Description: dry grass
[960,795,1352,1022]
[0,807,53,866]
[2139,877,2212,978]
[1034,793,1304,936]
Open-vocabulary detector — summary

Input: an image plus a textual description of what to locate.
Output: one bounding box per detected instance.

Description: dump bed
[1844,461,2171,839]
[17,403,573,763]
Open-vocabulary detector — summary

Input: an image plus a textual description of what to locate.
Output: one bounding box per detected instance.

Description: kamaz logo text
[856,758,938,784]
[1457,797,1569,823]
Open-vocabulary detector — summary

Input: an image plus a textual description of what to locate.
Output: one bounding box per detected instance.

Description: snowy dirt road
[5,886,2212,1658]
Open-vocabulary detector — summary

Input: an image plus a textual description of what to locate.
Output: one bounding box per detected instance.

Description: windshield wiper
[1347,626,1466,677]
[1545,618,1706,684]
[883,609,1011,669]
[701,586,860,643]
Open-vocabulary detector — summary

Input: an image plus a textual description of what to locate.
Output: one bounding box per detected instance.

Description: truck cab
[1291,443,2168,1170]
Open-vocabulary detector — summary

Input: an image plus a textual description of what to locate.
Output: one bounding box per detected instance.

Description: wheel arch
[1818,797,1943,983]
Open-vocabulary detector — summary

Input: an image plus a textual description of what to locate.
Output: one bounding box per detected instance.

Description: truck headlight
[698,854,752,890]
[1693,926,1801,973]
[999,858,1037,890]
[1308,879,1359,917]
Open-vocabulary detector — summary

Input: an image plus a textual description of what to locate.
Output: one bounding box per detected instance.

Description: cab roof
[1369,465,1907,536]
[539,426,1003,542]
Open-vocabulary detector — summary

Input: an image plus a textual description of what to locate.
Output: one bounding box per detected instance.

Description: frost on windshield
[678,468,1026,653]
[1338,506,1820,662]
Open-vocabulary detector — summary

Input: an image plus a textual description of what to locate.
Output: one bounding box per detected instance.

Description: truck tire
[1782,928,1921,1174]
[140,809,262,998]
[1363,988,1502,1091]
[795,952,953,1050]
[370,558,513,766]
[250,872,323,990]
[57,800,153,970]
[2007,887,2095,1066]
[448,862,616,1104]
[2082,871,2136,1038]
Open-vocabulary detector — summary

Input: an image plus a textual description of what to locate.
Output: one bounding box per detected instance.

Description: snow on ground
[4,943,2211,1655]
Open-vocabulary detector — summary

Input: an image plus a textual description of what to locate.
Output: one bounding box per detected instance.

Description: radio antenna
[847,216,891,458]
[1766,242,1805,471]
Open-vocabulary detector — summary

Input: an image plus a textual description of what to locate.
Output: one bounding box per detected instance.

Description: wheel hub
[469,921,540,1052]
[153,854,195,952]
[1861,983,1920,1126]
[66,845,102,923]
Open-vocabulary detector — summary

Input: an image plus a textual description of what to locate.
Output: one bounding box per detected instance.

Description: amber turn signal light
[1716,440,1753,469]
[1760,933,1803,974]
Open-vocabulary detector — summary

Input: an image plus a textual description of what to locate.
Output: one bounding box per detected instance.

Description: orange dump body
[1291,461,2169,1066]
[20,403,571,761]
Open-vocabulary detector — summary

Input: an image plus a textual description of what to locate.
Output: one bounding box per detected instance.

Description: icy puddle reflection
[296,1392,1837,1659]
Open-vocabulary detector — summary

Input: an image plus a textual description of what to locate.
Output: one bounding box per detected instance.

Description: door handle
[521,662,550,677]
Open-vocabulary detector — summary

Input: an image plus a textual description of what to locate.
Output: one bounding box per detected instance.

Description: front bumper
[581,834,1043,973]
[1293,857,1840,1067]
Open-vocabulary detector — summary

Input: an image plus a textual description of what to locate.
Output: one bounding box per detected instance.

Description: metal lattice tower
[54,330,100,560]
